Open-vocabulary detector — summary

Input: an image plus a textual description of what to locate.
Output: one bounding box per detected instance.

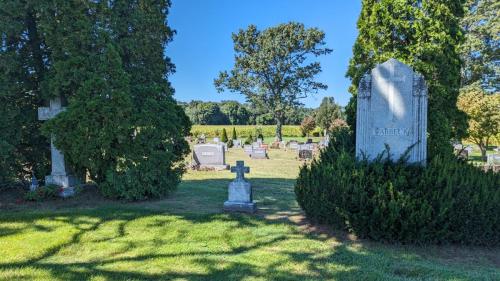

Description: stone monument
[192,144,229,170]
[223,161,256,213]
[356,59,428,165]
[38,97,80,197]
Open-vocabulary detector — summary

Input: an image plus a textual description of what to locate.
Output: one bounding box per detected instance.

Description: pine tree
[0,1,50,183]
[346,0,467,156]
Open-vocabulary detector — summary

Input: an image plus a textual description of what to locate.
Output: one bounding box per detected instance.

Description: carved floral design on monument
[356,59,428,165]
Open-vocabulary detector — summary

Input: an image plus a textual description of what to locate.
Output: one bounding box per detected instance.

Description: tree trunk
[275,119,283,141]
[480,144,487,162]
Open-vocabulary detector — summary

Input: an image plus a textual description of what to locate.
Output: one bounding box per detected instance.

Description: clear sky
[166,0,361,108]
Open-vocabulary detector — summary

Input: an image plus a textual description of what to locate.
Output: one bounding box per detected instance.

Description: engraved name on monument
[356,59,428,164]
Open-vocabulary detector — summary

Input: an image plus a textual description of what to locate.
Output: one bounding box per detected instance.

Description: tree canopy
[215,22,331,140]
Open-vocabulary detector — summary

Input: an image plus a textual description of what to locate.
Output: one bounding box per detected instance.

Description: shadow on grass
[0,179,498,280]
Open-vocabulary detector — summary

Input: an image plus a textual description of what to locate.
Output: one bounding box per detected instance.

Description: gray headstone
[288,141,299,150]
[233,139,242,148]
[38,97,79,197]
[252,142,260,149]
[243,144,253,155]
[224,161,255,213]
[193,144,229,170]
[251,148,268,159]
[356,59,428,165]
[213,137,220,144]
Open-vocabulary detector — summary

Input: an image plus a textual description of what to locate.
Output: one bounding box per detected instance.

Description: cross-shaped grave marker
[230,161,250,182]
[38,96,79,195]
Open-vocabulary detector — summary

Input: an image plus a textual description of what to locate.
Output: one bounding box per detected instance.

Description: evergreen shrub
[221,128,228,143]
[295,130,500,245]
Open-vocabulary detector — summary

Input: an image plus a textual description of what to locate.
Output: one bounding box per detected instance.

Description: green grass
[0,149,498,280]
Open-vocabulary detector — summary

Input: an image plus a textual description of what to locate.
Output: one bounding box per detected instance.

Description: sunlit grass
[0,149,498,280]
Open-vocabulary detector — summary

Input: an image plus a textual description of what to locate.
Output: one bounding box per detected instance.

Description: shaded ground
[0,149,498,280]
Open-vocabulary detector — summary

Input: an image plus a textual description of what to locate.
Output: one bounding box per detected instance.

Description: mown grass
[0,149,498,281]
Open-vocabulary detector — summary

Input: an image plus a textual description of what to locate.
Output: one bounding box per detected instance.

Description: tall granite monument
[38,97,80,197]
[356,59,428,165]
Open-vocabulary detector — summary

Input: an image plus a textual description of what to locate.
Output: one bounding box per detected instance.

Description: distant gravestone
[38,97,80,197]
[243,144,253,156]
[251,148,268,159]
[233,139,242,148]
[192,144,229,170]
[257,138,263,145]
[213,137,220,144]
[252,142,260,149]
[288,141,299,151]
[224,161,255,213]
[298,144,313,160]
[356,59,428,165]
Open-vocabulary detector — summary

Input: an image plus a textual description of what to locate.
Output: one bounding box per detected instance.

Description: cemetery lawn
[0,149,499,281]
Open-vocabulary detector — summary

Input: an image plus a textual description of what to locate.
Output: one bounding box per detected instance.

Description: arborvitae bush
[245,134,253,145]
[221,128,228,143]
[295,130,500,245]
[232,127,237,140]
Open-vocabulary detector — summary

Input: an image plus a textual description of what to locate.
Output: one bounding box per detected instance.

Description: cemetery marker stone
[38,97,79,197]
[224,161,256,213]
[192,144,229,170]
[356,59,427,165]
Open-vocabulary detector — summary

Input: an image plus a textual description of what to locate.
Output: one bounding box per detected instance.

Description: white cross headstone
[38,97,79,197]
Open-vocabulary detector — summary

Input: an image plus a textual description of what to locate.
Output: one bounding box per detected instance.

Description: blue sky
[166,0,361,108]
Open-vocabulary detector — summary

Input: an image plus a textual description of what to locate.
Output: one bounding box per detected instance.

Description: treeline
[179,100,315,125]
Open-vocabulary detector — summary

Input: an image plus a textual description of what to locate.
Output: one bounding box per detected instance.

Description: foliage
[457,83,500,160]
[221,128,229,143]
[254,127,264,141]
[244,134,253,145]
[0,1,50,183]
[35,0,190,200]
[227,139,234,148]
[231,127,237,140]
[460,0,499,91]
[315,97,343,131]
[24,185,60,201]
[182,101,227,125]
[300,116,316,137]
[191,125,306,139]
[330,118,349,133]
[215,22,331,140]
[346,0,468,156]
[295,130,500,245]
[220,101,249,125]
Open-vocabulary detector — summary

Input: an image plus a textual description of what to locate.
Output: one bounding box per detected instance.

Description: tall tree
[215,22,331,141]
[0,1,50,183]
[315,97,343,132]
[457,84,500,161]
[461,0,499,91]
[346,0,467,156]
[220,101,249,125]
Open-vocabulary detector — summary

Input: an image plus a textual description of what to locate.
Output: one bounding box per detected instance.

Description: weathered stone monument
[192,144,229,170]
[298,144,313,160]
[223,161,256,213]
[356,59,428,165]
[251,148,268,159]
[38,97,79,197]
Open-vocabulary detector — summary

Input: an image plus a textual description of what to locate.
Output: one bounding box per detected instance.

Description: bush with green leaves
[232,127,237,140]
[221,128,228,143]
[244,134,253,145]
[24,185,60,201]
[295,130,500,245]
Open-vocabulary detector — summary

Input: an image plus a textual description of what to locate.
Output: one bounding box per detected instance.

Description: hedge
[191,125,320,138]
[295,130,500,245]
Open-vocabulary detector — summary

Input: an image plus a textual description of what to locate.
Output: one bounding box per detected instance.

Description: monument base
[45,174,79,198]
[198,164,229,171]
[223,201,256,213]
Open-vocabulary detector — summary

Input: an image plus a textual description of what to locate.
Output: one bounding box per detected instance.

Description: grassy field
[0,149,499,280]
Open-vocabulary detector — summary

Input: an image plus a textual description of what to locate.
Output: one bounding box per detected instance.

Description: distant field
[191,125,320,138]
